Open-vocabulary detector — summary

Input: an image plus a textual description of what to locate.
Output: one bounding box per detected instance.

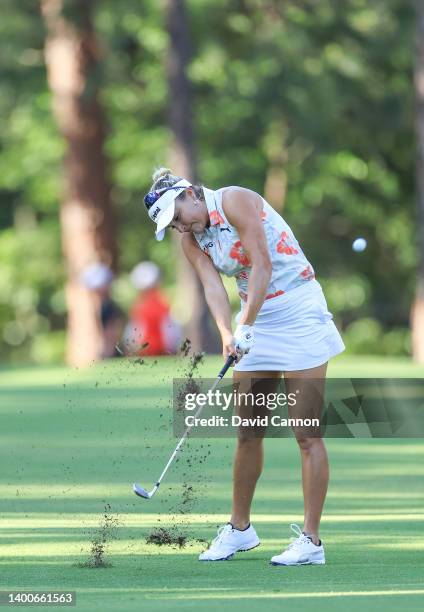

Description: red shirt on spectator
[130,288,171,356]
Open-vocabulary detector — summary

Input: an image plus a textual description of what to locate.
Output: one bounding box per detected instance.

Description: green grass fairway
[1,355,424,611]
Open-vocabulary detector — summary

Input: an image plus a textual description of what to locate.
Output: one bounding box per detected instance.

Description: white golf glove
[233,324,255,358]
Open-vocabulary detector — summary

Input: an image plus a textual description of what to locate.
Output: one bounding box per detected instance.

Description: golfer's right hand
[233,324,255,361]
[221,330,238,365]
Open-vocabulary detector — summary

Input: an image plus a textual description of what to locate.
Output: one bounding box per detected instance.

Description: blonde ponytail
[148,167,205,203]
[150,167,182,191]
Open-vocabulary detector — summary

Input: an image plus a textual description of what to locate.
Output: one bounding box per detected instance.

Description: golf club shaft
[153,354,235,490]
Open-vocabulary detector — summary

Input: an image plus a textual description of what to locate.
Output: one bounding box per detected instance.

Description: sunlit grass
[2,512,424,528]
[154,589,424,600]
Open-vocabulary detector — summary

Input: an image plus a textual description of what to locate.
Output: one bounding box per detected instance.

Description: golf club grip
[218,355,236,379]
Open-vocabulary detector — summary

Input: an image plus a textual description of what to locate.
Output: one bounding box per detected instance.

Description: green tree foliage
[0,0,416,362]
[0,3,65,363]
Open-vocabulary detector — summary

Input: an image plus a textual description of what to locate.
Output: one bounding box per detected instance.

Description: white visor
[147,179,191,241]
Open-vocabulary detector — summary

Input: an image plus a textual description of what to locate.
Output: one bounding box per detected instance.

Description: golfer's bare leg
[284,363,328,545]
[230,370,282,530]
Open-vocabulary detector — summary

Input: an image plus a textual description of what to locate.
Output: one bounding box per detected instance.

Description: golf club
[133,354,236,499]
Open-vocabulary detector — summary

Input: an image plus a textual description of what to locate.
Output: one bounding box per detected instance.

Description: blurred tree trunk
[41,0,117,366]
[263,119,288,213]
[412,1,424,363]
[165,0,219,353]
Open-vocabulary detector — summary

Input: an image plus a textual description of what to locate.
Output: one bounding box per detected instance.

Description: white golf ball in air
[352,237,367,252]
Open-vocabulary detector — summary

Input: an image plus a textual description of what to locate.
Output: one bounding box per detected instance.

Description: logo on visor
[151,206,160,221]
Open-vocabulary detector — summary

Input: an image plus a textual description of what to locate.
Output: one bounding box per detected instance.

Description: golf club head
[133,483,151,499]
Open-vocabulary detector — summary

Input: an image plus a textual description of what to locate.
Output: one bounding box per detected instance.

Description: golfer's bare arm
[181,233,234,346]
[222,187,272,325]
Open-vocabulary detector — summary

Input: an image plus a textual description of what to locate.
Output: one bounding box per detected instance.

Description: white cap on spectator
[81,263,113,290]
[131,261,160,290]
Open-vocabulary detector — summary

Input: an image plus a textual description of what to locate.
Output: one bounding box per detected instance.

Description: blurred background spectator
[81,263,124,360]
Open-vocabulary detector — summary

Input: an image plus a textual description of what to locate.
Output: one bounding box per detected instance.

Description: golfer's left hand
[233,324,255,361]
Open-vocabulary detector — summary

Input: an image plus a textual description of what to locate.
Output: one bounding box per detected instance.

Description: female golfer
[144,167,345,565]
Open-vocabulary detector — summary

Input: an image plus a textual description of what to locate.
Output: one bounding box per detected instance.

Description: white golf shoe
[199,523,260,561]
[270,523,325,566]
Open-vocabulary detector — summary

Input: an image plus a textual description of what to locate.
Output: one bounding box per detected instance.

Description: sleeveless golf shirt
[193,187,315,303]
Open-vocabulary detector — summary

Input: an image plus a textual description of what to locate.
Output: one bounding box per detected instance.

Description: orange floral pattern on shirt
[265,289,284,299]
[300,265,315,280]
[210,210,225,225]
[239,289,285,302]
[276,231,299,255]
[230,241,251,267]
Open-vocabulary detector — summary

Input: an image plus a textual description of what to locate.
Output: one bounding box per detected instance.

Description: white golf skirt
[234,279,345,372]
